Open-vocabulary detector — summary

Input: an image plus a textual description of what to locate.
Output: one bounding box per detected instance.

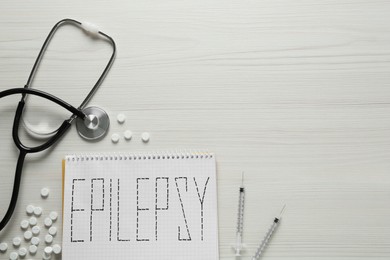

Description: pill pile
[0,187,62,260]
[110,113,150,144]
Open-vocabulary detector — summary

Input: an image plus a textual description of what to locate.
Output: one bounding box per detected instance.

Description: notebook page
[62,153,218,260]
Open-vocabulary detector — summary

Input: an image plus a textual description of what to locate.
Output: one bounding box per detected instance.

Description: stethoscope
[0,18,116,231]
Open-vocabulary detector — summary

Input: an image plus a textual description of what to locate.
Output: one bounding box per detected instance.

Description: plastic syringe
[232,172,245,258]
[252,205,286,260]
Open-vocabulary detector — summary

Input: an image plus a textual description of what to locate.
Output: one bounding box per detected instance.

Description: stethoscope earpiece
[76,106,110,141]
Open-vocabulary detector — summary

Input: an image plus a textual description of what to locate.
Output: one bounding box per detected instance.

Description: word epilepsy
[69,176,211,243]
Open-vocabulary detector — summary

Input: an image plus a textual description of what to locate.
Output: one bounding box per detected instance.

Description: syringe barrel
[252,221,279,259]
[236,189,245,234]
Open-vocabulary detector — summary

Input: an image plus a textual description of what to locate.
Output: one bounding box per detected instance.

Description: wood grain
[0,0,389,259]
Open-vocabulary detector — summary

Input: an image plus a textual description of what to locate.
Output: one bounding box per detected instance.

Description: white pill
[44,246,53,255]
[31,237,40,246]
[111,133,120,143]
[42,254,51,260]
[41,188,50,198]
[24,231,32,240]
[9,251,18,260]
[28,245,37,255]
[0,242,8,252]
[117,113,126,124]
[49,211,58,221]
[44,217,52,227]
[52,244,61,255]
[18,247,27,257]
[33,207,42,216]
[141,132,150,142]
[48,226,57,236]
[29,217,37,226]
[42,253,52,260]
[32,225,40,235]
[12,237,21,247]
[20,220,29,230]
[44,234,53,244]
[124,130,132,140]
[26,205,35,215]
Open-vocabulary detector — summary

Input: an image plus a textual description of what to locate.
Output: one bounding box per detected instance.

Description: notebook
[62,152,219,260]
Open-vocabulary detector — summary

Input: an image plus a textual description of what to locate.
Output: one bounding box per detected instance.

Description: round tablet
[111,133,120,143]
[26,205,35,215]
[18,247,27,257]
[24,231,32,241]
[49,211,58,221]
[117,113,126,124]
[44,234,53,244]
[124,130,132,140]
[0,242,8,252]
[42,254,51,260]
[44,218,52,227]
[29,217,37,226]
[41,188,50,198]
[12,237,21,247]
[44,246,53,255]
[33,207,42,216]
[32,225,40,235]
[52,244,61,255]
[48,226,57,236]
[141,132,150,142]
[20,220,29,230]
[28,245,37,255]
[9,251,18,260]
[31,237,40,246]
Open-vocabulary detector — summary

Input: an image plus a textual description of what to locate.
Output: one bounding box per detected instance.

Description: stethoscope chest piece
[76,106,110,141]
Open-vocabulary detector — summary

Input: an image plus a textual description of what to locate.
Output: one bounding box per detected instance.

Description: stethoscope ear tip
[76,106,110,141]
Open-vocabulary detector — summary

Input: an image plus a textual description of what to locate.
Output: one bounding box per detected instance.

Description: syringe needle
[252,205,286,260]
[278,204,286,220]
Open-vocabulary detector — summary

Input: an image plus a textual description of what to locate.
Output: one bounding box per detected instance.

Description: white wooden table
[0,0,389,259]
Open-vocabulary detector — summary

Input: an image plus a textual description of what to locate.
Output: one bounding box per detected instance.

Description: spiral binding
[65,150,214,162]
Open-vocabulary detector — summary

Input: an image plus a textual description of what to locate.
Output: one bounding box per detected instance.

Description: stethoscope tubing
[0,18,116,232]
[25,18,117,111]
[0,88,85,119]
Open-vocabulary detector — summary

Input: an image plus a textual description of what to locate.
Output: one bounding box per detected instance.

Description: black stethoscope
[0,18,116,231]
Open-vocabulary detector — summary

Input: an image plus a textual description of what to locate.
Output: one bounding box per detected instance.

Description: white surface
[0,0,389,259]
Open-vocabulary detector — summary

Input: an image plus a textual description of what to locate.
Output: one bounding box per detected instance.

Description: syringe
[252,205,286,260]
[232,172,245,258]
